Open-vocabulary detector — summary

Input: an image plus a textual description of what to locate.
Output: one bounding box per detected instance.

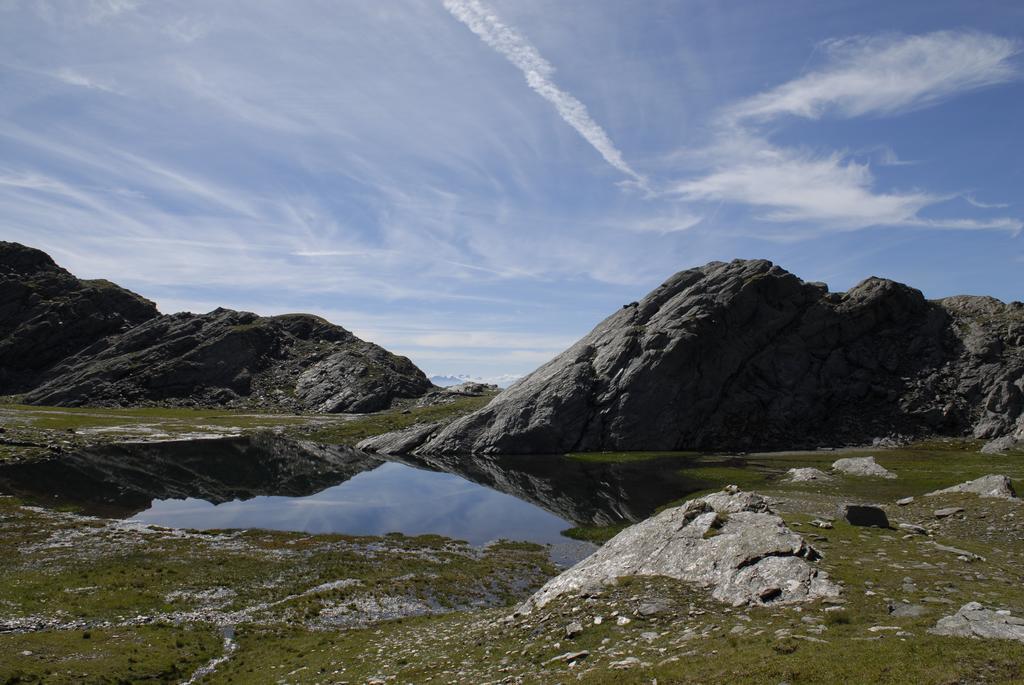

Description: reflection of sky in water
[131,461,577,548]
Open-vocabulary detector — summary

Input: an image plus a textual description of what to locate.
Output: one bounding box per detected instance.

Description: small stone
[565,621,584,638]
[889,603,927,618]
[896,497,915,506]
[610,656,642,669]
[638,598,672,617]
[810,519,834,529]
[898,523,928,535]
[934,507,965,519]
[640,631,659,642]
[593,616,603,625]
[617,616,632,626]
[545,650,589,665]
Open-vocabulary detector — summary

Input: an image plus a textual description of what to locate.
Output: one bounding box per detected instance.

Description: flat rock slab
[934,507,965,519]
[926,474,1017,500]
[840,504,890,528]
[832,456,897,479]
[519,487,840,612]
[931,603,1024,642]
[785,468,834,482]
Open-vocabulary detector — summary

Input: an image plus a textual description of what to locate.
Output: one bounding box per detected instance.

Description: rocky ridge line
[1,243,433,412]
[368,259,1024,455]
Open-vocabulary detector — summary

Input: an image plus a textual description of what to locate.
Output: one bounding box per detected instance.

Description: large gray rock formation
[390,259,1023,454]
[520,487,840,611]
[0,241,159,394]
[3,243,432,412]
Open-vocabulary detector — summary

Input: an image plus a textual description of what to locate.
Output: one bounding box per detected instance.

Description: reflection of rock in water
[393,452,697,528]
[0,434,383,517]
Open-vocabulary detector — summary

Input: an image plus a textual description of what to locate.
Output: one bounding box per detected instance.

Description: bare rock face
[3,243,432,412]
[520,487,840,612]
[931,603,1024,642]
[25,309,431,412]
[831,456,897,479]
[926,474,1017,500]
[0,241,159,394]
[397,259,1023,455]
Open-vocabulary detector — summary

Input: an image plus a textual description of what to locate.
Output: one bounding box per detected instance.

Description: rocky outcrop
[25,308,431,412]
[926,474,1017,500]
[931,603,1024,643]
[392,259,1024,454]
[0,242,159,394]
[831,456,897,479]
[520,487,840,611]
[3,243,432,412]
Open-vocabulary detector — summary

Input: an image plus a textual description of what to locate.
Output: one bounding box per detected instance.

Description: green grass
[0,624,222,684]
[2,439,1024,682]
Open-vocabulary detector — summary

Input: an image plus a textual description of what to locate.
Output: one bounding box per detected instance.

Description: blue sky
[1,1,1022,382]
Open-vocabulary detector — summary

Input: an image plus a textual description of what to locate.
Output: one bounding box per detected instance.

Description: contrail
[444,0,647,189]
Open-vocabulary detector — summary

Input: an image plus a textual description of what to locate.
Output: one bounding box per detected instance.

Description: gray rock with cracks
[518,487,840,612]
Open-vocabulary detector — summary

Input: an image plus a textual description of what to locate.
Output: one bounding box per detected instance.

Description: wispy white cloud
[964,194,1010,209]
[672,30,1021,235]
[729,31,1020,122]
[873,145,916,167]
[51,68,121,93]
[619,214,703,234]
[675,145,935,229]
[85,0,139,24]
[443,0,646,189]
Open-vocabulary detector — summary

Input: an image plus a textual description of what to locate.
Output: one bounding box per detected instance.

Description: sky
[1,0,1022,383]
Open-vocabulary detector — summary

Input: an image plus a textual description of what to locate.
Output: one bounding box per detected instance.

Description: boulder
[831,456,897,479]
[981,434,1023,454]
[840,504,890,528]
[519,487,840,611]
[926,474,1017,500]
[931,603,1024,642]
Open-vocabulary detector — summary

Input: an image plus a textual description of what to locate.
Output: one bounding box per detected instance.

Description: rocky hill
[0,241,159,394]
[1,243,433,412]
[371,259,1024,454]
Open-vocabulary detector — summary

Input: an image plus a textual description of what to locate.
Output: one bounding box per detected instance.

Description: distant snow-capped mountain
[429,373,521,389]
